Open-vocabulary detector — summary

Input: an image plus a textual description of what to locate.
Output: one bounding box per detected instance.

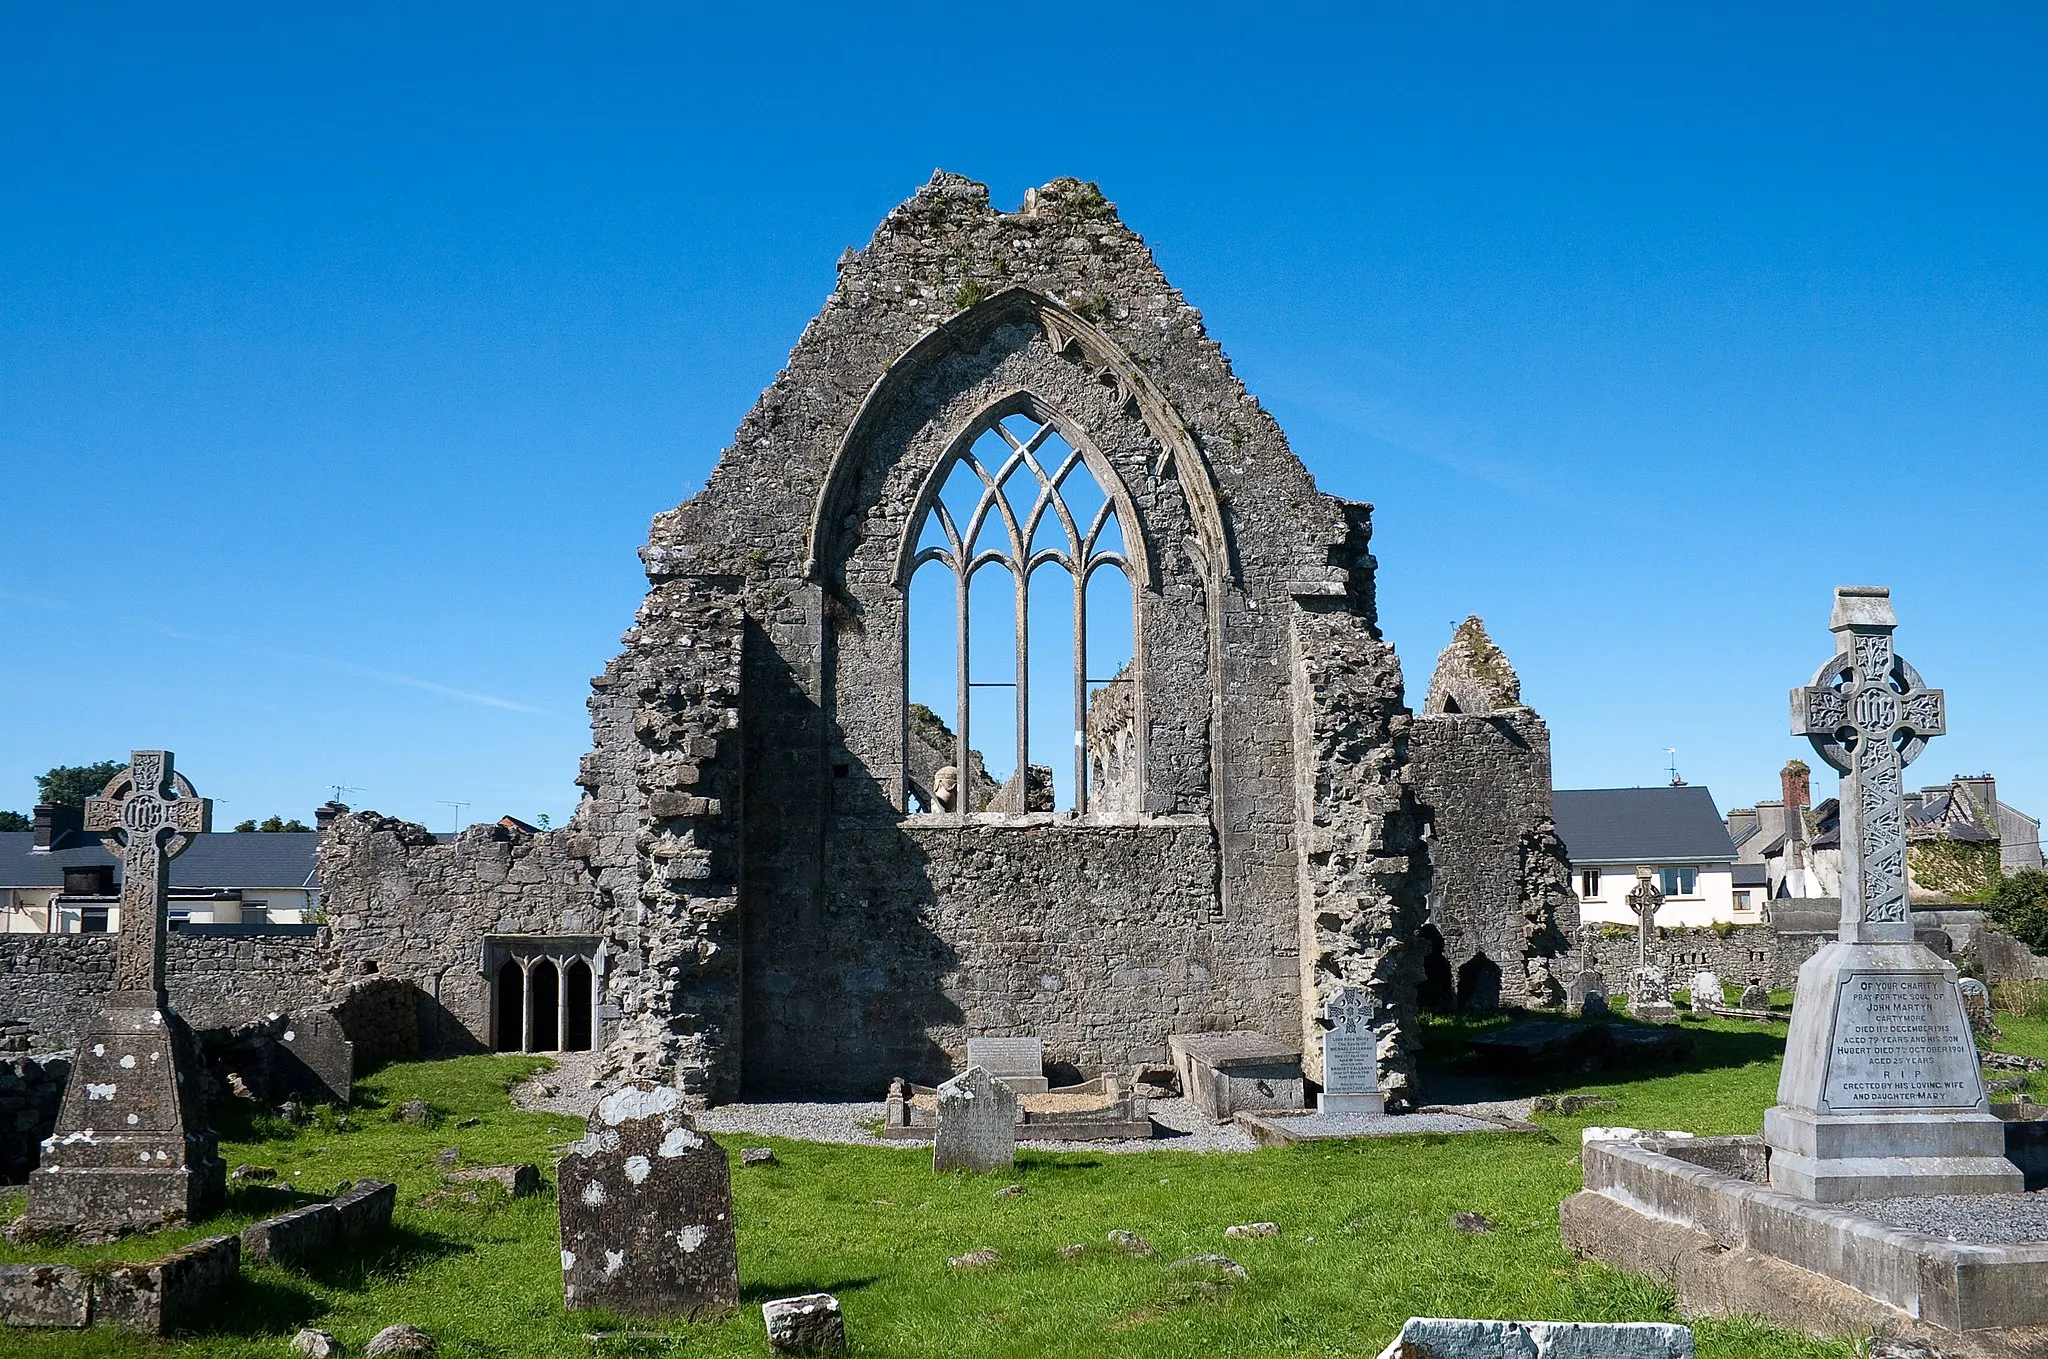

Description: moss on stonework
[1910,837,2003,903]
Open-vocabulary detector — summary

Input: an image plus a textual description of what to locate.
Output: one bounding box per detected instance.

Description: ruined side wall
[741,819,1275,1095]
[315,815,603,1055]
[1289,597,1432,1108]
[0,931,329,1051]
[1408,709,1577,1008]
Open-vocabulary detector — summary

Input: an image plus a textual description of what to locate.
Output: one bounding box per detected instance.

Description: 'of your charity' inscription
[1821,973,1978,1112]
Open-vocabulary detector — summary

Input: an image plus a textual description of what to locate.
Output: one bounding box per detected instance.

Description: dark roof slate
[1732,863,1770,887]
[1553,786,1738,865]
[0,831,320,890]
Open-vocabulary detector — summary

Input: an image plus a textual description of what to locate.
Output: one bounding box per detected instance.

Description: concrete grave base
[1237,1109,1518,1147]
[1168,1032,1303,1122]
[1564,1134,2048,1351]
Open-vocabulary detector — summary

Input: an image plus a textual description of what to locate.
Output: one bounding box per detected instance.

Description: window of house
[1579,868,1601,899]
[905,409,1136,815]
[80,906,109,933]
[1661,867,1698,897]
[1733,890,1752,912]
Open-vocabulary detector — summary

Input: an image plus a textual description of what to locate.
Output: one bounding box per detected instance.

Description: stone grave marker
[558,1082,739,1318]
[1567,968,1607,1016]
[1958,977,1996,1035]
[1689,971,1723,1015]
[20,752,225,1239]
[1624,869,1677,1024]
[276,1011,354,1106]
[1738,978,1771,1011]
[933,1065,1015,1173]
[964,1035,1048,1093]
[1316,985,1383,1114]
[1763,587,2021,1201]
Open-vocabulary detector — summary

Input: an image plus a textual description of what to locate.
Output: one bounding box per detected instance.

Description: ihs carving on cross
[1323,986,1374,1035]
[84,750,211,1006]
[1791,587,1944,942]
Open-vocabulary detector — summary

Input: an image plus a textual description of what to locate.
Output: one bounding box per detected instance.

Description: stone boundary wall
[0,1234,239,1335]
[328,976,420,1065]
[1576,922,1823,994]
[0,931,330,1052]
[0,1054,67,1182]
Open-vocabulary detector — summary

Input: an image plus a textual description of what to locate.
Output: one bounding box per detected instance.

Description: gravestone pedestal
[1765,942,2019,1201]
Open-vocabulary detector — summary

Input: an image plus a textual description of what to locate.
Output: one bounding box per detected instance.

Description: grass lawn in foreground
[16,1004,2041,1358]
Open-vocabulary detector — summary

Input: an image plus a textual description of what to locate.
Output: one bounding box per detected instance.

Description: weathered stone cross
[1625,867,1663,969]
[1790,587,1944,943]
[1324,986,1373,1034]
[84,750,210,1007]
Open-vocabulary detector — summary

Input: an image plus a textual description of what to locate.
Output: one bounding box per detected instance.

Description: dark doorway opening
[1417,925,1455,1014]
[530,959,560,1052]
[494,959,523,1052]
[563,959,593,1052]
[1457,953,1503,1015]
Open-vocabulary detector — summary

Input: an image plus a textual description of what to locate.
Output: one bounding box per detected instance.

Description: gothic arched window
[905,408,1136,815]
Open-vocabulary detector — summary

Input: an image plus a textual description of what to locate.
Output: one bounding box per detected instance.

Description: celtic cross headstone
[1316,985,1383,1115]
[1624,868,1676,1023]
[1763,589,2020,1202]
[19,751,225,1240]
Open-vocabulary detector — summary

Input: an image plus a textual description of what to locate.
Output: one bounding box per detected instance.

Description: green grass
[15,1009,2027,1358]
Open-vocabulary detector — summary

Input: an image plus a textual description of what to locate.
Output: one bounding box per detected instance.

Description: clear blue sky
[3,4,2043,840]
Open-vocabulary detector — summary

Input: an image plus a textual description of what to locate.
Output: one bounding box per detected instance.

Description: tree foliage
[234,815,312,833]
[35,760,126,808]
[1988,869,2048,955]
[0,810,29,832]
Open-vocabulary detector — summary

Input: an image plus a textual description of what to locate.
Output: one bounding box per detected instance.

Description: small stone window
[487,937,599,1054]
[904,406,1137,816]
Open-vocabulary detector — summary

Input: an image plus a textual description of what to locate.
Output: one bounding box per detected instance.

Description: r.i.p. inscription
[1820,972,1979,1112]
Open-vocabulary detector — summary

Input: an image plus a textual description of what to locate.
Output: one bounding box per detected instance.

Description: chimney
[1782,761,1811,814]
[31,803,82,852]
[314,801,350,832]
[1955,774,1998,823]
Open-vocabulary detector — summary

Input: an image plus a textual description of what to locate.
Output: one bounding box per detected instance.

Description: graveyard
[7,20,2048,1355]
[17,1001,2022,1358]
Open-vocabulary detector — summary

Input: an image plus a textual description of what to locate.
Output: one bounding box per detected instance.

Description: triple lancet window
[905,409,1136,816]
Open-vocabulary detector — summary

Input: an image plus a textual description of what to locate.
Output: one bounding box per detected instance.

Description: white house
[0,804,321,933]
[1555,785,1747,928]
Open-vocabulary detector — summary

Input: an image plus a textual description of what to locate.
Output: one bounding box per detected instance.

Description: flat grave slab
[1169,1031,1303,1122]
[1236,1109,1517,1147]
[964,1037,1047,1093]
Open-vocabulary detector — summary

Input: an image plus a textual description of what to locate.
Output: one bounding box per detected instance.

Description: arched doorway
[529,959,560,1052]
[494,959,524,1052]
[563,959,593,1051]
[1457,954,1503,1015]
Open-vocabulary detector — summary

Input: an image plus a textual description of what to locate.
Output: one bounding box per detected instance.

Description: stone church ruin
[17,174,1579,1117]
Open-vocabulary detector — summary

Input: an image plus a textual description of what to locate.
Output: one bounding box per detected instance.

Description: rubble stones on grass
[1985,1052,2048,1072]
[947,1247,999,1269]
[364,1324,436,1355]
[763,1292,846,1355]
[395,1100,433,1126]
[443,1164,541,1197]
[290,1329,343,1357]
[740,1147,777,1167]
[1450,1211,1498,1234]
[434,1147,459,1167]
[994,1184,1025,1199]
[1224,1222,1278,1239]
[232,1164,277,1181]
[1165,1254,1249,1282]
[1107,1229,1154,1256]
[1058,1244,1088,1260]
[557,1082,739,1319]
[1531,1094,1619,1115]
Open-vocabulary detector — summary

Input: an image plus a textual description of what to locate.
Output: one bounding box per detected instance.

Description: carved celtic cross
[1324,986,1373,1034]
[1626,867,1664,968]
[83,751,211,1007]
[1791,587,1943,943]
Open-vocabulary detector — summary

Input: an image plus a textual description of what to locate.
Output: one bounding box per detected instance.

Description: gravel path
[1845,1192,2048,1245]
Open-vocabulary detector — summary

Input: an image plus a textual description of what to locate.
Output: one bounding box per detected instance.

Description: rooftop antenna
[1665,748,1685,787]
[438,800,470,836]
[329,783,364,804]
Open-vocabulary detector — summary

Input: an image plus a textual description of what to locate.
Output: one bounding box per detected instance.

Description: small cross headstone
[933,1065,1016,1173]
[21,751,224,1240]
[558,1082,740,1318]
[1764,588,2020,1202]
[1625,869,1677,1023]
[1316,985,1383,1114]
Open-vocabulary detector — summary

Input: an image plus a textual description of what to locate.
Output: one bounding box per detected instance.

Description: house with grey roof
[1553,784,1748,927]
[0,802,323,933]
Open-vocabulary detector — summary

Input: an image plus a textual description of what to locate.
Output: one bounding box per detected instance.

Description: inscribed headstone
[1763,587,2020,1201]
[933,1065,1015,1173]
[558,1082,739,1318]
[1317,986,1383,1114]
[1567,968,1607,1016]
[965,1036,1048,1093]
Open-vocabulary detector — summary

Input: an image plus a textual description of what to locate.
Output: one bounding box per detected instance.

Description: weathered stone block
[0,1263,89,1327]
[933,1066,1015,1173]
[763,1292,846,1354]
[1374,1317,1692,1358]
[557,1083,738,1318]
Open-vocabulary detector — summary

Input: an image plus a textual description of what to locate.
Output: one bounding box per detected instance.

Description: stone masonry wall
[1409,710,1577,1008]
[0,931,329,1051]
[315,815,603,1055]
[1576,923,1816,994]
